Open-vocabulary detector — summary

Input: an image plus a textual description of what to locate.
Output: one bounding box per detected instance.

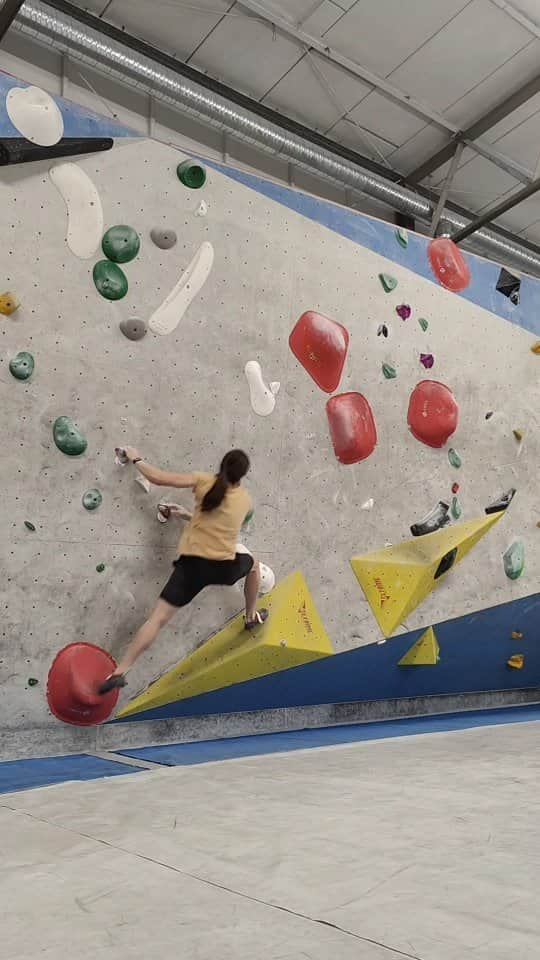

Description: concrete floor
[2,722,540,960]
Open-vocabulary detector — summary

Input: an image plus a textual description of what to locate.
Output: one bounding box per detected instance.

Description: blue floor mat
[0,753,140,795]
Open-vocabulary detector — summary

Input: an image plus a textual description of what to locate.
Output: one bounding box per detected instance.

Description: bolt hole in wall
[0,75,538,737]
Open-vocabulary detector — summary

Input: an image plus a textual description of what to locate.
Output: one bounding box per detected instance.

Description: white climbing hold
[361,498,374,511]
[245,360,278,417]
[135,474,151,493]
[259,562,276,594]
[7,85,63,146]
[149,241,214,336]
[195,200,208,217]
[269,381,281,396]
[49,162,103,259]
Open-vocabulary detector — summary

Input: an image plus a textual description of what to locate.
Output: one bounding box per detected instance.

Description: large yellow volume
[118,571,333,718]
[350,511,504,638]
[398,627,439,666]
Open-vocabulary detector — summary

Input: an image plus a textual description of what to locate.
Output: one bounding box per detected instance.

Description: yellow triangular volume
[398,627,439,666]
[350,511,504,637]
[118,571,332,718]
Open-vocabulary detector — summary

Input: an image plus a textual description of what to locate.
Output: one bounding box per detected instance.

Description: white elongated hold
[149,241,214,336]
[245,360,278,417]
[7,85,63,145]
[49,163,103,259]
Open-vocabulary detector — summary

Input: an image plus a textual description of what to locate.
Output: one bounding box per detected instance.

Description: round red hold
[47,642,119,726]
[452,482,460,494]
[326,391,377,464]
[428,237,470,292]
[407,379,459,449]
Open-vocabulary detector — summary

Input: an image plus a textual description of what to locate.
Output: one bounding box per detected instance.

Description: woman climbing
[98,447,267,694]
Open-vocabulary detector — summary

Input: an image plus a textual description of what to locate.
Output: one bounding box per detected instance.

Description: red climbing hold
[289,310,349,393]
[452,482,460,494]
[407,380,459,449]
[326,392,377,464]
[47,642,120,726]
[428,237,470,292]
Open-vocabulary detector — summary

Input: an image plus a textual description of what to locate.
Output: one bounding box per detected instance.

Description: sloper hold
[53,416,87,456]
[378,272,397,293]
[9,351,34,380]
[398,627,439,666]
[102,225,140,264]
[326,392,377,465]
[350,511,504,637]
[93,260,128,301]
[503,540,525,580]
[408,380,458,448]
[289,310,349,393]
[428,237,470,292]
[117,571,333,718]
[0,292,20,315]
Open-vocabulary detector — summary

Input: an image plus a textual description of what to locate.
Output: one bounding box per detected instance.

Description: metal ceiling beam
[0,0,25,41]
[409,71,540,183]
[453,175,540,243]
[429,142,465,236]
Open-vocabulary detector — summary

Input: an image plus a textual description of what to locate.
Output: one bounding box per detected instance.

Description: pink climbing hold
[396,303,411,320]
[289,310,349,394]
[326,392,377,465]
[420,353,434,369]
[428,237,470,292]
[407,380,459,449]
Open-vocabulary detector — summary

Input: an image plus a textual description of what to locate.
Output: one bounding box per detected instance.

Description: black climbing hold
[177,159,206,189]
[27,678,39,687]
[0,137,113,167]
[120,317,147,341]
[102,225,140,264]
[485,411,494,420]
[96,563,106,573]
[53,416,88,456]
[9,351,34,381]
[377,324,389,338]
[82,489,103,511]
[150,227,177,250]
[93,260,128,301]
[485,488,516,515]
[411,501,450,537]
[24,520,36,531]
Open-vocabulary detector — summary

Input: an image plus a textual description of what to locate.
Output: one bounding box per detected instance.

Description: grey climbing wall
[1,130,539,749]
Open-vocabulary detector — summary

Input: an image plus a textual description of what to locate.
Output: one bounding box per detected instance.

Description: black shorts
[160,552,254,608]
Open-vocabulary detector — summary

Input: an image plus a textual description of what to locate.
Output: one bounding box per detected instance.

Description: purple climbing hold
[420,353,434,369]
[396,304,411,320]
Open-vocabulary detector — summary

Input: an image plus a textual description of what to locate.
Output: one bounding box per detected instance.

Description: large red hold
[326,392,377,464]
[47,642,119,726]
[428,237,470,292]
[289,310,349,393]
[408,380,459,448]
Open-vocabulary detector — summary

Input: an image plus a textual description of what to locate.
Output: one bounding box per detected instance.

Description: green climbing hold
[24,520,36,532]
[382,362,397,380]
[93,260,128,301]
[96,563,106,573]
[378,272,398,293]
[448,448,462,469]
[82,488,103,511]
[451,496,462,520]
[418,318,429,332]
[9,351,34,381]
[396,227,408,248]
[177,159,206,189]
[242,509,254,528]
[53,416,87,456]
[503,540,525,580]
[102,225,140,264]
[27,678,39,687]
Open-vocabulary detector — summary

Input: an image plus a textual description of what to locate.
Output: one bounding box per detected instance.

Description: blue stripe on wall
[116,591,540,723]
[207,159,540,337]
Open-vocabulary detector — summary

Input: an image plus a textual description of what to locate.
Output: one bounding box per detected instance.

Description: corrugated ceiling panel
[346,91,427,146]
[104,0,234,60]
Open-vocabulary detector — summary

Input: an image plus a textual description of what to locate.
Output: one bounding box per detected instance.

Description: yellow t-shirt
[178,472,252,561]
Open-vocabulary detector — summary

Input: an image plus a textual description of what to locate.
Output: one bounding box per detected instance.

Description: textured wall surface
[1,81,539,748]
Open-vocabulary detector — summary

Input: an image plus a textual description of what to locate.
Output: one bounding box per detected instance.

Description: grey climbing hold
[396,227,408,248]
[150,227,177,250]
[120,317,147,341]
[96,563,106,573]
[82,488,102,511]
[448,448,462,469]
[503,540,525,580]
[9,351,34,381]
[53,416,87,456]
[378,272,397,293]
[382,362,397,379]
[451,496,462,520]
[24,520,36,532]
[102,225,140,264]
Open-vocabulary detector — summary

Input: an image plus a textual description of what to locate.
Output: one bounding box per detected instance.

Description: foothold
[24,520,36,532]
[82,489,102,511]
[177,159,206,189]
[49,163,103,259]
[410,501,450,537]
[452,482,460,494]
[149,241,214,336]
[53,416,87,456]
[377,324,389,338]
[120,317,147,341]
[428,237,471,292]
[289,310,349,393]
[511,631,523,639]
[451,496,462,520]
[448,448,462,469]
[485,488,516,515]
[382,362,397,379]
[396,303,411,320]
[27,678,39,687]
[6,85,63,146]
[395,227,408,248]
[361,498,374,511]
[93,260,128,301]
[243,508,254,528]
[0,291,20,315]
[96,563,106,573]
[418,318,429,332]
[102,225,140,264]
[503,540,525,580]
[245,360,278,416]
[195,200,208,217]
[9,351,34,381]
[378,272,397,293]
[150,227,177,250]
[507,654,524,669]
[408,380,459,449]
[530,341,540,355]
[513,428,524,443]
[420,353,434,369]
[326,392,377,465]
[485,411,494,420]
